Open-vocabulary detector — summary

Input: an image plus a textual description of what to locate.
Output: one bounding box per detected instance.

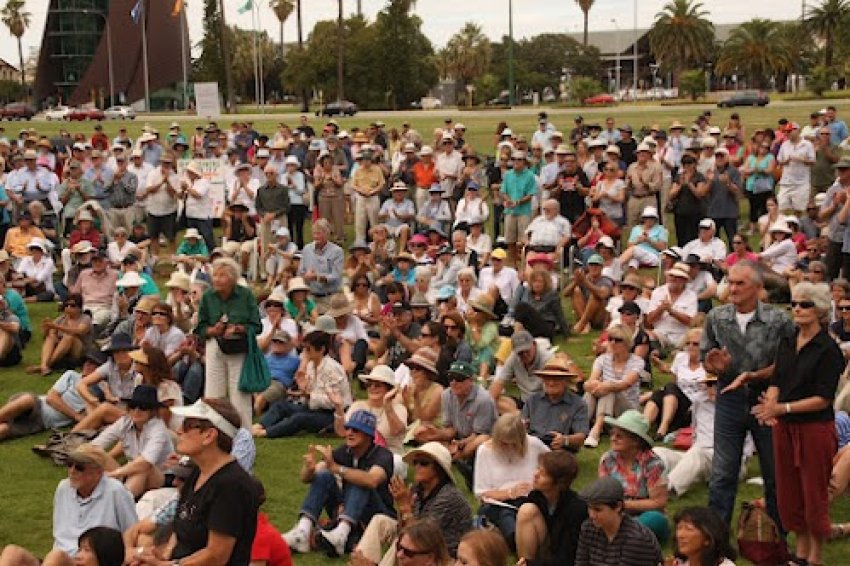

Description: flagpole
[255,0,265,114]
[141,0,151,112]
[251,0,259,111]
[180,2,188,110]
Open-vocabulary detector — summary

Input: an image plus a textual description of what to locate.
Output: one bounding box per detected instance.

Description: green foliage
[194,0,225,85]
[679,69,706,100]
[716,19,793,90]
[649,0,714,79]
[570,76,604,104]
[440,23,491,86]
[472,73,502,105]
[0,79,24,103]
[809,64,832,96]
[805,0,850,68]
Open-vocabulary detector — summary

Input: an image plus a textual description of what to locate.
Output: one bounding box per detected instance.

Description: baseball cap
[511,331,534,354]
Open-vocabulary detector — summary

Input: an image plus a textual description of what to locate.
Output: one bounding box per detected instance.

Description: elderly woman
[642,327,705,440]
[599,410,670,544]
[314,150,346,244]
[131,398,259,565]
[27,293,92,376]
[15,238,55,302]
[454,267,482,315]
[515,451,588,566]
[90,384,173,498]
[670,507,737,566]
[753,282,842,566]
[473,413,550,550]
[285,276,317,328]
[195,257,262,428]
[509,268,569,339]
[405,348,445,442]
[583,324,643,448]
[465,295,500,381]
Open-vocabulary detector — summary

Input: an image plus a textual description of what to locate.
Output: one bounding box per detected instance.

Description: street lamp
[611,19,621,99]
[508,0,515,105]
[649,63,660,99]
[705,62,713,95]
[633,0,638,95]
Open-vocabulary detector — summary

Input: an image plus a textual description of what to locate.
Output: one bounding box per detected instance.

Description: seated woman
[464,295,500,382]
[26,293,92,376]
[436,312,472,385]
[352,443,472,564]
[454,268,482,317]
[642,327,705,440]
[129,344,183,431]
[515,451,588,566]
[107,226,139,267]
[404,348,444,443]
[473,413,550,550]
[670,506,737,566]
[583,324,643,448]
[599,410,670,544]
[285,276,318,329]
[252,330,352,438]
[90,384,173,498]
[142,302,186,364]
[509,267,569,340]
[14,238,55,302]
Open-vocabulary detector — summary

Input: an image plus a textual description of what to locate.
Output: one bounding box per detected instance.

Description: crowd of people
[0,106,848,565]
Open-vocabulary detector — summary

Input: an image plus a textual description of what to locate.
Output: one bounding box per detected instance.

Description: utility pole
[297,0,308,112]
[337,0,345,101]
[508,0,514,105]
[218,0,236,113]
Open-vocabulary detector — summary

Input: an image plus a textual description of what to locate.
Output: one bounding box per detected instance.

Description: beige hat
[406,347,439,375]
[134,295,160,314]
[266,289,288,304]
[23,149,37,160]
[768,219,792,234]
[326,293,353,318]
[468,294,497,319]
[76,210,94,223]
[418,145,434,157]
[67,444,117,471]
[701,137,717,149]
[669,120,685,130]
[606,145,621,156]
[358,364,397,387]
[0,250,9,262]
[72,241,94,254]
[636,142,654,153]
[287,277,310,295]
[666,262,691,279]
[403,442,455,481]
[116,271,145,288]
[165,271,191,292]
[183,228,201,239]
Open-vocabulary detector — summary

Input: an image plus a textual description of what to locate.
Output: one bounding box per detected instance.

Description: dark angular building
[35,0,189,108]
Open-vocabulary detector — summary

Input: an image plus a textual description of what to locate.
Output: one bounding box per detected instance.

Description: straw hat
[325,293,353,318]
[534,354,581,390]
[165,271,191,292]
[406,347,439,375]
[403,442,454,482]
[358,364,397,387]
[468,294,496,319]
[287,277,310,295]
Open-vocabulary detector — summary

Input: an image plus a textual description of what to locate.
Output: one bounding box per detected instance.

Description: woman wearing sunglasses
[352,443,472,565]
[27,292,92,376]
[752,282,842,566]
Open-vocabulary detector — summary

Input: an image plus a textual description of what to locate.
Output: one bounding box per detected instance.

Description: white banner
[177,158,227,218]
[194,82,221,118]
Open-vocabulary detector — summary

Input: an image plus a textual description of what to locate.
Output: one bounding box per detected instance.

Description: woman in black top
[132,397,259,566]
[668,155,709,247]
[753,282,842,566]
[515,451,588,566]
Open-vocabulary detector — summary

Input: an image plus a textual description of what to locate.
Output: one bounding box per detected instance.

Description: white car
[104,105,136,120]
[43,105,71,121]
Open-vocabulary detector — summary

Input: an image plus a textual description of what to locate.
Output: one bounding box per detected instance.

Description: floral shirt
[599,449,667,501]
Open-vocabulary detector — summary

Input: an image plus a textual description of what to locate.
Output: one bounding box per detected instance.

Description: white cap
[171,400,238,438]
[284,155,300,166]
[116,271,145,288]
[256,148,271,158]
[641,206,659,219]
[699,218,715,230]
[27,238,47,253]
[606,145,621,156]
[501,128,513,137]
[275,226,291,238]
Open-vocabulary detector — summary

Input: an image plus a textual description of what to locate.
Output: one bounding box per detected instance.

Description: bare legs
[0,394,37,440]
[515,502,547,561]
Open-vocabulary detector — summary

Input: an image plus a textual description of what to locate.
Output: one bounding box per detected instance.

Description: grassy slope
[5,103,850,563]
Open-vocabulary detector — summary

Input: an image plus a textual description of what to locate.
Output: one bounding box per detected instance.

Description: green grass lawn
[6,103,850,562]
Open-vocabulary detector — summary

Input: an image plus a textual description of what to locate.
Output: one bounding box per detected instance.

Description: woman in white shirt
[590,162,626,226]
[16,238,55,300]
[642,327,705,440]
[106,227,138,267]
[228,163,259,214]
[466,221,492,267]
[141,303,186,364]
[454,183,489,229]
[759,220,798,300]
[474,413,550,549]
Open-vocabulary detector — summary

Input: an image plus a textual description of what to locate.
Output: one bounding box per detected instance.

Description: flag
[237,0,253,15]
[171,0,184,17]
[130,0,143,24]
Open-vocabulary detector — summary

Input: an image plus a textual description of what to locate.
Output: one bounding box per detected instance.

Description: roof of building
[0,57,20,71]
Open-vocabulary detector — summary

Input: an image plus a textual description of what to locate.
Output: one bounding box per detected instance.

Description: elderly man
[565,254,614,334]
[0,445,137,566]
[821,159,850,279]
[352,149,386,241]
[618,206,669,269]
[526,198,572,254]
[105,151,138,234]
[436,134,463,196]
[478,248,520,303]
[139,154,180,261]
[7,149,58,210]
[702,261,795,529]
[181,160,215,252]
[255,163,290,268]
[298,218,343,312]
[624,143,663,227]
[3,210,45,259]
[83,149,114,207]
[645,262,697,351]
[706,147,743,244]
[70,249,118,328]
[489,330,554,414]
[777,122,816,215]
[57,160,94,235]
[682,218,727,267]
[523,354,589,452]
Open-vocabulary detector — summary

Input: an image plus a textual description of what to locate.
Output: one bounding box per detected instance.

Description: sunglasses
[420,331,432,337]
[790,300,816,309]
[151,311,168,317]
[449,375,470,382]
[265,301,283,308]
[412,458,433,467]
[182,419,211,433]
[67,462,89,472]
[397,544,431,558]
[685,341,701,346]
[609,336,626,343]
[840,305,850,311]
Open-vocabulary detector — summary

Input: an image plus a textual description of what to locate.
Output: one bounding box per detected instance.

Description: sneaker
[584,435,599,448]
[318,527,348,557]
[282,527,310,554]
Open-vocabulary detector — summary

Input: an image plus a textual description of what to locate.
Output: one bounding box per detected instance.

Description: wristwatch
[338,465,348,477]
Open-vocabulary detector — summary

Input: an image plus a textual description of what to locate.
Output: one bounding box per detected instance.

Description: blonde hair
[491,413,528,458]
[684,327,703,344]
[607,323,634,349]
[528,267,553,294]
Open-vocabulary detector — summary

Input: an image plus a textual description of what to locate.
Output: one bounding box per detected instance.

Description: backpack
[736,501,790,565]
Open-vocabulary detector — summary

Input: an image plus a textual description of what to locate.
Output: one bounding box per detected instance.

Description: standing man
[826,105,848,146]
[298,219,343,313]
[351,150,385,241]
[181,161,215,252]
[255,164,289,267]
[811,126,840,195]
[624,143,663,229]
[706,147,743,245]
[820,159,850,279]
[777,123,816,216]
[502,151,537,265]
[702,260,795,529]
[139,155,180,262]
[105,152,138,234]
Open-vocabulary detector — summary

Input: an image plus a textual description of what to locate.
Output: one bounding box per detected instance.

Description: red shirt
[251,513,292,566]
[412,161,438,189]
[91,133,109,151]
[69,228,101,249]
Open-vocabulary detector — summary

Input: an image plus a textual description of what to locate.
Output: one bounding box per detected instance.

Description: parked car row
[1,102,36,120]
[41,105,136,121]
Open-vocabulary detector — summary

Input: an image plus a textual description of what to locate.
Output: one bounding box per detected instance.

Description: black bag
[216,334,249,355]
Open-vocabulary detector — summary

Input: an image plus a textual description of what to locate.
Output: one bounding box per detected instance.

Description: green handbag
[238,327,272,393]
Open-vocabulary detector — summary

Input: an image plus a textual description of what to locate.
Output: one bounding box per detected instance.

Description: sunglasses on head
[791,300,816,309]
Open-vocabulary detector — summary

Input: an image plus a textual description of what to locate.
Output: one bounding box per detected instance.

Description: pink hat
[527,252,554,268]
[409,233,428,246]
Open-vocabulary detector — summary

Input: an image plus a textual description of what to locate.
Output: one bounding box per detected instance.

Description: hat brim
[406,357,438,375]
[326,305,353,318]
[343,421,375,437]
[469,301,497,319]
[287,285,311,295]
[102,343,139,353]
[603,416,653,446]
[402,447,454,481]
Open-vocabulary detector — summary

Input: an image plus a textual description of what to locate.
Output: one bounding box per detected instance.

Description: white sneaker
[318,527,348,557]
[282,527,310,554]
[584,435,599,448]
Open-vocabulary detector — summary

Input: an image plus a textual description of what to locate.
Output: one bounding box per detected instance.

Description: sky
[1,0,804,68]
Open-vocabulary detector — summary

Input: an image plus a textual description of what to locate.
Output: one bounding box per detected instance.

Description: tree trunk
[218,0,236,113]
[337,0,344,102]
[583,12,589,47]
[826,30,834,69]
[297,0,308,112]
[17,35,25,89]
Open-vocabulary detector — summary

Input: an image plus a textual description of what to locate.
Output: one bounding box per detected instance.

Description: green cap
[447,361,475,381]
[833,158,850,169]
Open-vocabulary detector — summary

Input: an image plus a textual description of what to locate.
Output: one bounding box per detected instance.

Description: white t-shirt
[648,286,699,347]
[670,351,705,402]
[143,169,180,216]
[183,177,212,220]
[143,326,186,357]
[682,237,727,262]
[760,238,797,274]
[735,310,756,334]
[778,138,815,186]
[473,435,550,498]
[478,266,520,303]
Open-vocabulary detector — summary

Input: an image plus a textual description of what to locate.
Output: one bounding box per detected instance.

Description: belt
[313,292,332,298]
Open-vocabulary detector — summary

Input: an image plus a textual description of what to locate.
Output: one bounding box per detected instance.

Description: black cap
[122,253,139,265]
[618,301,642,316]
[684,253,701,265]
[84,348,108,366]
[579,477,624,505]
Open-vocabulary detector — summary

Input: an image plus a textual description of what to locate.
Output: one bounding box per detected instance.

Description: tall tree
[195,0,224,82]
[269,0,294,57]
[296,0,307,110]
[575,0,594,47]
[649,0,714,82]
[1,0,31,88]
[218,0,236,112]
[715,19,793,88]
[805,0,850,68]
[442,23,491,86]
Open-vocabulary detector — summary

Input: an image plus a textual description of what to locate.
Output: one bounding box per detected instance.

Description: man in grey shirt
[522,354,589,452]
[297,218,343,312]
[819,159,850,279]
[489,331,553,414]
[707,147,743,246]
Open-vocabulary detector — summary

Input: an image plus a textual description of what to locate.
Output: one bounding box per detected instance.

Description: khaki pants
[504,214,531,245]
[626,195,657,228]
[260,216,287,270]
[107,207,138,235]
[88,304,112,328]
[205,337,252,428]
[356,514,399,565]
[583,390,635,421]
[319,194,346,244]
[415,187,430,212]
[355,194,380,241]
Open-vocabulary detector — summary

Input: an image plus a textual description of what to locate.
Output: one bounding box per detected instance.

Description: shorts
[777,183,810,212]
[386,223,411,238]
[6,393,45,438]
[648,383,692,430]
[223,239,255,257]
[147,212,177,240]
[261,381,287,403]
[504,214,531,245]
[0,343,22,367]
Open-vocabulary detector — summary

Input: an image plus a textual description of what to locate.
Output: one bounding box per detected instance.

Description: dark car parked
[717,91,770,108]
[316,100,358,117]
[67,107,105,121]
[1,102,36,120]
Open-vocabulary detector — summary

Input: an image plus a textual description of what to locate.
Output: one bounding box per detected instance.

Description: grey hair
[211,257,241,282]
[729,260,763,287]
[793,281,832,319]
[414,266,432,281]
[263,164,278,174]
[457,267,477,284]
[192,279,210,292]
[313,218,331,235]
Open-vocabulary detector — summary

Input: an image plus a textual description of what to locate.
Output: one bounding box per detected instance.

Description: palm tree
[649,0,714,83]
[715,19,793,89]
[444,22,491,86]
[1,0,31,88]
[575,0,594,47]
[269,0,293,57]
[805,0,850,68]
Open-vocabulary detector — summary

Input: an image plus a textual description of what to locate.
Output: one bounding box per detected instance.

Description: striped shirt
[575,514,663,566]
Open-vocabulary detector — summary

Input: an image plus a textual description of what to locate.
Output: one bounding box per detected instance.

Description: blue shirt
[627,223,669,258]
[4,288,30,332]
[266,351,300,388]
[297,241,344,296]
[829,119,849,145]
[837,411,850,448]
[40,370,88,429]
[502,168,537,217]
